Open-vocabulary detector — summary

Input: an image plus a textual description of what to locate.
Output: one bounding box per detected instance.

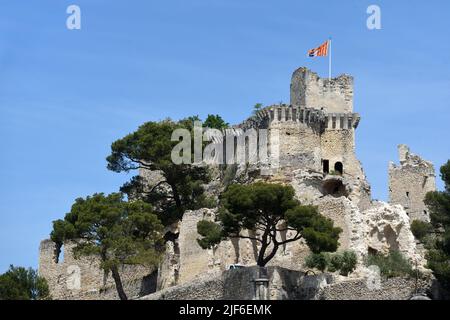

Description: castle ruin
[389,144,436,222]
[38,67,437,300]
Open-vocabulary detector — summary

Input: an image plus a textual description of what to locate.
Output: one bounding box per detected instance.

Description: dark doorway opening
[334,162,343,175]
[323,160,329,174]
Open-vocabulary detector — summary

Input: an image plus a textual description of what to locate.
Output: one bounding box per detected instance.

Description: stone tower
[233,67,370,209]
[389,145,436,222]
[289,67,364,180]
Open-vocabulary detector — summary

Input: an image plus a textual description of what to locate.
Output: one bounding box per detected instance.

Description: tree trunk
[257,243,268,267]
[257,230,271,267]
[261,244,279,267]
[111,266,128,300]
[256,227,281,267]
[171,184,182,209]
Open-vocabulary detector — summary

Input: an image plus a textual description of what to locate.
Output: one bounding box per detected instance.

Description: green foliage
[197,220,223,249]
[305,253,329,272]
[253,103,263,113]
[411,220,433,241]
[304,251,357,276]
[365,251,414,278]
[106,119,211,225]
[204,114,229,130]
[426,248,450,289]
[424,160,450,291]
[286,205,341,254]
[0,265,50,300]
[50,193,164,300]
[197,182,342,266]
[332,251,357,276]
[251,103,264,117]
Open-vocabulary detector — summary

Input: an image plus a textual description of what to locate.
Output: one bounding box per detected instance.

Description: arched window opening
[334,162,343,175]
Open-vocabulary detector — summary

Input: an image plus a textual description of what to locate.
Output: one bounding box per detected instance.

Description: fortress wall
[317,197,352,250]
[39,240,105,299]
[39,239,155,300]
[173,209,312,288]
[319,277,432,300]
[145,266,328,300]
[320,129,364,179]
[270,121,322,172]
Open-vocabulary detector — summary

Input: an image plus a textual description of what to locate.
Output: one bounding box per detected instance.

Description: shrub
[328,253,342,273]
[365,251,414,278]
[338,251,358,276]
[304,253,329,272]
[411,220,432,241]
[305,251,357,276]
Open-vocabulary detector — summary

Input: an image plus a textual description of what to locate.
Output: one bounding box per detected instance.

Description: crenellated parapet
[237,104,326,133]
[235,105,360,133]
[324,113,360,130]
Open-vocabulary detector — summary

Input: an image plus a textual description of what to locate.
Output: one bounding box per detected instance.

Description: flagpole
[328,38,332,81]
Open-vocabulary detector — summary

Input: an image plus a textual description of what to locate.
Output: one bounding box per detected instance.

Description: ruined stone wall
[144,266,433,300]
[161,208,312,290]
[144,266,331,300]
[317,197,353,251]
[389,145,436,222]
[290,67,354,113]
[39,239,156,300]
[319,277,432,300]
[362,202,426,267]
[270,120,322,173]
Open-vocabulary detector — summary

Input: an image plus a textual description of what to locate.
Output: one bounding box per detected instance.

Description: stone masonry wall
[164,209,311,290]
[144,266,432,300]
[389,145,436,222]
[319,277,432,300]
[39,239,156,300]
[290,67,354,113]
[145,266,331,300]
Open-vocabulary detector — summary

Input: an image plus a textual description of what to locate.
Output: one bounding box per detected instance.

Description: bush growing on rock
[304,251,357,276]
[365,251,414,278]
[305,253,329,272]
[330,251,358,276]
[411,220,432,241]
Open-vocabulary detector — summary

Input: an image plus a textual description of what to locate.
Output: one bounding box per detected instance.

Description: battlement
[237,105,360,132]
[290,67,354,113]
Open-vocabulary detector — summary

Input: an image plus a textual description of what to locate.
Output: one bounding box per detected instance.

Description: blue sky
[0,0,449,272]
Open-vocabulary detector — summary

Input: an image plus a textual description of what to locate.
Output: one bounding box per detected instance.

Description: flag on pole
[308,40,329,57]
[308,38,332,80]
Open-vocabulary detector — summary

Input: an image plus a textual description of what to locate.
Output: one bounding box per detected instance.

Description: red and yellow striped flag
[308,40,329,57]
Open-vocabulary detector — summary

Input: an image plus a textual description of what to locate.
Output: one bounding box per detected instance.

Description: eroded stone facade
[39,239,156,300]
[389,145,436,222]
